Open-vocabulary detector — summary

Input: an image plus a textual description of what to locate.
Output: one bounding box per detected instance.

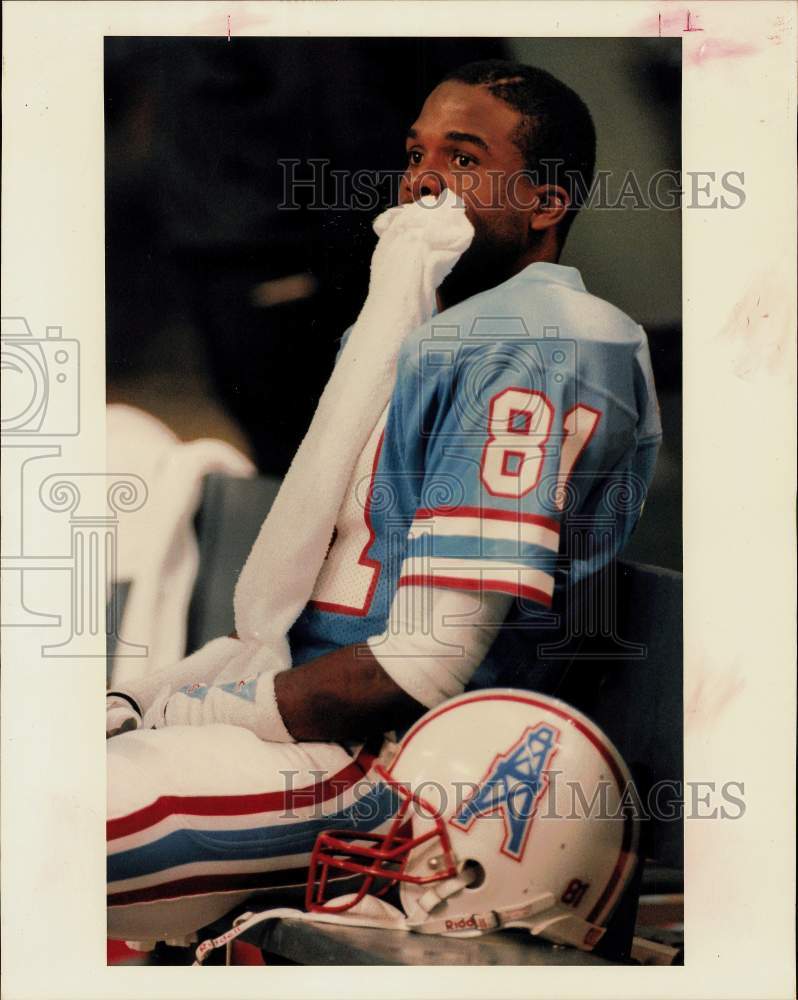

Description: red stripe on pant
[108,746,377,841]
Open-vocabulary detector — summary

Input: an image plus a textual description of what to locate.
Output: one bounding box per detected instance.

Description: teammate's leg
[107,724,394,941]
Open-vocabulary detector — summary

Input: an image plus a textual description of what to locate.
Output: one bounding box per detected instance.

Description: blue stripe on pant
[108,781,398,884]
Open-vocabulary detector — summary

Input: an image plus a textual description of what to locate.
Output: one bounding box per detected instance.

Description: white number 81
[480,387,601,508]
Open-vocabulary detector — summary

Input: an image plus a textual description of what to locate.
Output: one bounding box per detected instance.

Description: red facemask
[305,763,459,914]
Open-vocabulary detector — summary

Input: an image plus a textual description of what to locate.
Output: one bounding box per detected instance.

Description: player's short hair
[442,59,597,239]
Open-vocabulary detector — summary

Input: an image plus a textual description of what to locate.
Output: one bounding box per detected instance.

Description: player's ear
[529,184,571,232]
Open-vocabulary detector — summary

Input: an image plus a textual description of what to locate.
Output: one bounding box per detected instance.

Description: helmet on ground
[306,688,638,951]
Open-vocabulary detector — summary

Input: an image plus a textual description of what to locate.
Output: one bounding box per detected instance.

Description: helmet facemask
[305,763,459,914]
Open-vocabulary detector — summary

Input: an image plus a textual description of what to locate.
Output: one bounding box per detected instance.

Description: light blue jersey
[289,262,661,688]
[108,262,663,938]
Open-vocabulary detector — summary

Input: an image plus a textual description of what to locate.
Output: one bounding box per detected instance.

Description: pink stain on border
[686,38,760,65]
[637,6,764,66]
[686,672,746,731]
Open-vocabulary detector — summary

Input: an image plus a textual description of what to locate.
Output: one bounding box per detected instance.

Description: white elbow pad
[367,585,512,709]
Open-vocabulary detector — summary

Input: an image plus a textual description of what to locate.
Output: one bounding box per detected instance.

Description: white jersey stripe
[409,514,560,552]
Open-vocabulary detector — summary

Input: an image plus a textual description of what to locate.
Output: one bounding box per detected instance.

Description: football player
[106,60,660,945]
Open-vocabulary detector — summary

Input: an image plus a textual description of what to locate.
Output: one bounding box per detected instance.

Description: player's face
[400,81,540,291]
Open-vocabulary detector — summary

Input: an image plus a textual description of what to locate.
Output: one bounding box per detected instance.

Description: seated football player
[106,59,661,944]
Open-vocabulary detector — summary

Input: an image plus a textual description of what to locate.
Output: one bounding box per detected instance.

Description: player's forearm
[274,644,426,742]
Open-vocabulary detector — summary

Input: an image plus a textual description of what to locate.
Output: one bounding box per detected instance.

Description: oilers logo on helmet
[299,690,638,952]
[450,723,560,861]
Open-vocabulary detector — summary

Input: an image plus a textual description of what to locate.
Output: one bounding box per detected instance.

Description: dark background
[104,36,681,570]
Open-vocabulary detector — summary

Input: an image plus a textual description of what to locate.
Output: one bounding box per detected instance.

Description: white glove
[141,684,171,730]
[145,643,294,742]
[111,635,243,723]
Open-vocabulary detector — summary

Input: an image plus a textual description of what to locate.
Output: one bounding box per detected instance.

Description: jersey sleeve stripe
[398,556,554,607]
[410,511,559,552]
[398,574,553,608]
[415,505,560,534]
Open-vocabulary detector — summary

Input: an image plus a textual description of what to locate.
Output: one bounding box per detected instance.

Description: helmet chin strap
[404,883,558,937]
[522,910,607,951]
[402,873,606,952]
[193,896,409,965]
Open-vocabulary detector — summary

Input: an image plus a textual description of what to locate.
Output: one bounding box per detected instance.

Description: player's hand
[106,716,139,739]
[141,684,172,730]
[106,696,142,739]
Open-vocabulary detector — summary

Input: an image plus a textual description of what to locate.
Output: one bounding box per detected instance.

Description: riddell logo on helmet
[444,916,484,931]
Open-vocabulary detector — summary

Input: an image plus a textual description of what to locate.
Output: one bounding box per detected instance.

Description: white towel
[232,190,474,671]
[108,405,254,687]
[111,192,474,719]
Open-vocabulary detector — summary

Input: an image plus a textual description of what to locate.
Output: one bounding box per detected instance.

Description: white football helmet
[306,689,639,951]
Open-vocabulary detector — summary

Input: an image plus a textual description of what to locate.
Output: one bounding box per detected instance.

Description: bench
[251,919,615,966]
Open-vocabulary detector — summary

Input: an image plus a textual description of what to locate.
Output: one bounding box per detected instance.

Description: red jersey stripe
[414,506,559,534]
[398,574,552,608]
